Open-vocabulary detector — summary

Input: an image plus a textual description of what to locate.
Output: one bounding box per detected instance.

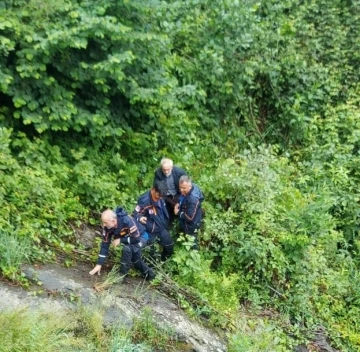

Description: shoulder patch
[135,205,141,212]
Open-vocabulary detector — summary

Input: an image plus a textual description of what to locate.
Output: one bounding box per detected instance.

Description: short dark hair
[153,181,167,197]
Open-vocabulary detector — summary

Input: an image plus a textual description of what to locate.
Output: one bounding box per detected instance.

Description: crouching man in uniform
[133,181,174,262]
[89,207,155,281]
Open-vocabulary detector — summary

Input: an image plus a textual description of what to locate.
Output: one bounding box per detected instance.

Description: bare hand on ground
[89,264,102,275]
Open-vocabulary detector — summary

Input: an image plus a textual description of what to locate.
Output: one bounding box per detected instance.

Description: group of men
[89,158,204,281]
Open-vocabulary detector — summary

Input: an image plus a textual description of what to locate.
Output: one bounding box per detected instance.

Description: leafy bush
[228,318,292,352]
[169,237,240,327]
[0,128,87,267]
[196,147,360,342]
[1,0,360,349]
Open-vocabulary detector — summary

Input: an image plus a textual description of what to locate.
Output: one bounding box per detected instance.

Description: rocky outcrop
[0,262,226,352]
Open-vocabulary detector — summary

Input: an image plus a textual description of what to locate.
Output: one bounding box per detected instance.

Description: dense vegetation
[1,0,360,350]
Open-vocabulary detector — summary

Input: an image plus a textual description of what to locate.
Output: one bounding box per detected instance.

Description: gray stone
[0,262,227,352]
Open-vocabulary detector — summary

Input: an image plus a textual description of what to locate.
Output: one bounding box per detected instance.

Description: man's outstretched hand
[89,264,102,275]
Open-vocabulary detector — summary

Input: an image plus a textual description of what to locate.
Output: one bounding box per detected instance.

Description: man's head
[151,181,167,201]
[160,158,173,177]
[101,209,117,230]
[179,175,192,196]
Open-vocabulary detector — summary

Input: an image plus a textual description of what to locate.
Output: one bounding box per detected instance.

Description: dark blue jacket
[133,190,169,234]
[154,166,187,194]
[179,184,204,234]
[97,207,147,265]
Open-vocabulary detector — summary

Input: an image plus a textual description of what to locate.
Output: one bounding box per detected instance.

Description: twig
[267,285,287,298]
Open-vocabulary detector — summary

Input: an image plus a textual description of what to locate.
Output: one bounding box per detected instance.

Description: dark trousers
[147,229,174,261]
[119,239,154,279]
[165,194,180,226]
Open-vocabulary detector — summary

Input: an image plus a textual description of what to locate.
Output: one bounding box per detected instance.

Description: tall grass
[0,229,31,280]
[109,332,151,352]
[0,279,193,352]
[0,309,75,352]
[0,306,153,352]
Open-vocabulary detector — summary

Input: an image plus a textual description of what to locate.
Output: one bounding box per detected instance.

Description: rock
[73,224,99,249]
[311,326,339,352]
[293,326,339,352]
[1,262,227,352]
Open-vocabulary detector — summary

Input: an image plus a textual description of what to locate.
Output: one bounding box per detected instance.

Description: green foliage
[0,229,31,282]
[228,318,292,352]
[196,146,360,347]
[0,0,199,154]
[71,302,108,350]
[298,98,360,244]
[131,308,181,351]
[0,305,161,352]
[109,335,151,352]
[313,259,360,350]
[170,236,240,327]
[200,146,338,294]
[1,0,360,349]
[0,128,88,265]
[0,309,75,352]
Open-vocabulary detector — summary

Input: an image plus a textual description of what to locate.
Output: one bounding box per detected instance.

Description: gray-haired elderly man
[153,157,187,224]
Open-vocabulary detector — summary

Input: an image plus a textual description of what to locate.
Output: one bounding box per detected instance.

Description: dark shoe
[161,251,173,262]
[144,270,156,281]
[147,275,156,282]
[119,274,131,284]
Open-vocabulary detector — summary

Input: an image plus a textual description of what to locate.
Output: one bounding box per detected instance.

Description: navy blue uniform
[97,207,154,279]
[134,191,174,261]
[178,184,204,249]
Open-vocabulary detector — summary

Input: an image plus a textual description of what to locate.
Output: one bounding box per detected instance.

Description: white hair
[160,158,173,167]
